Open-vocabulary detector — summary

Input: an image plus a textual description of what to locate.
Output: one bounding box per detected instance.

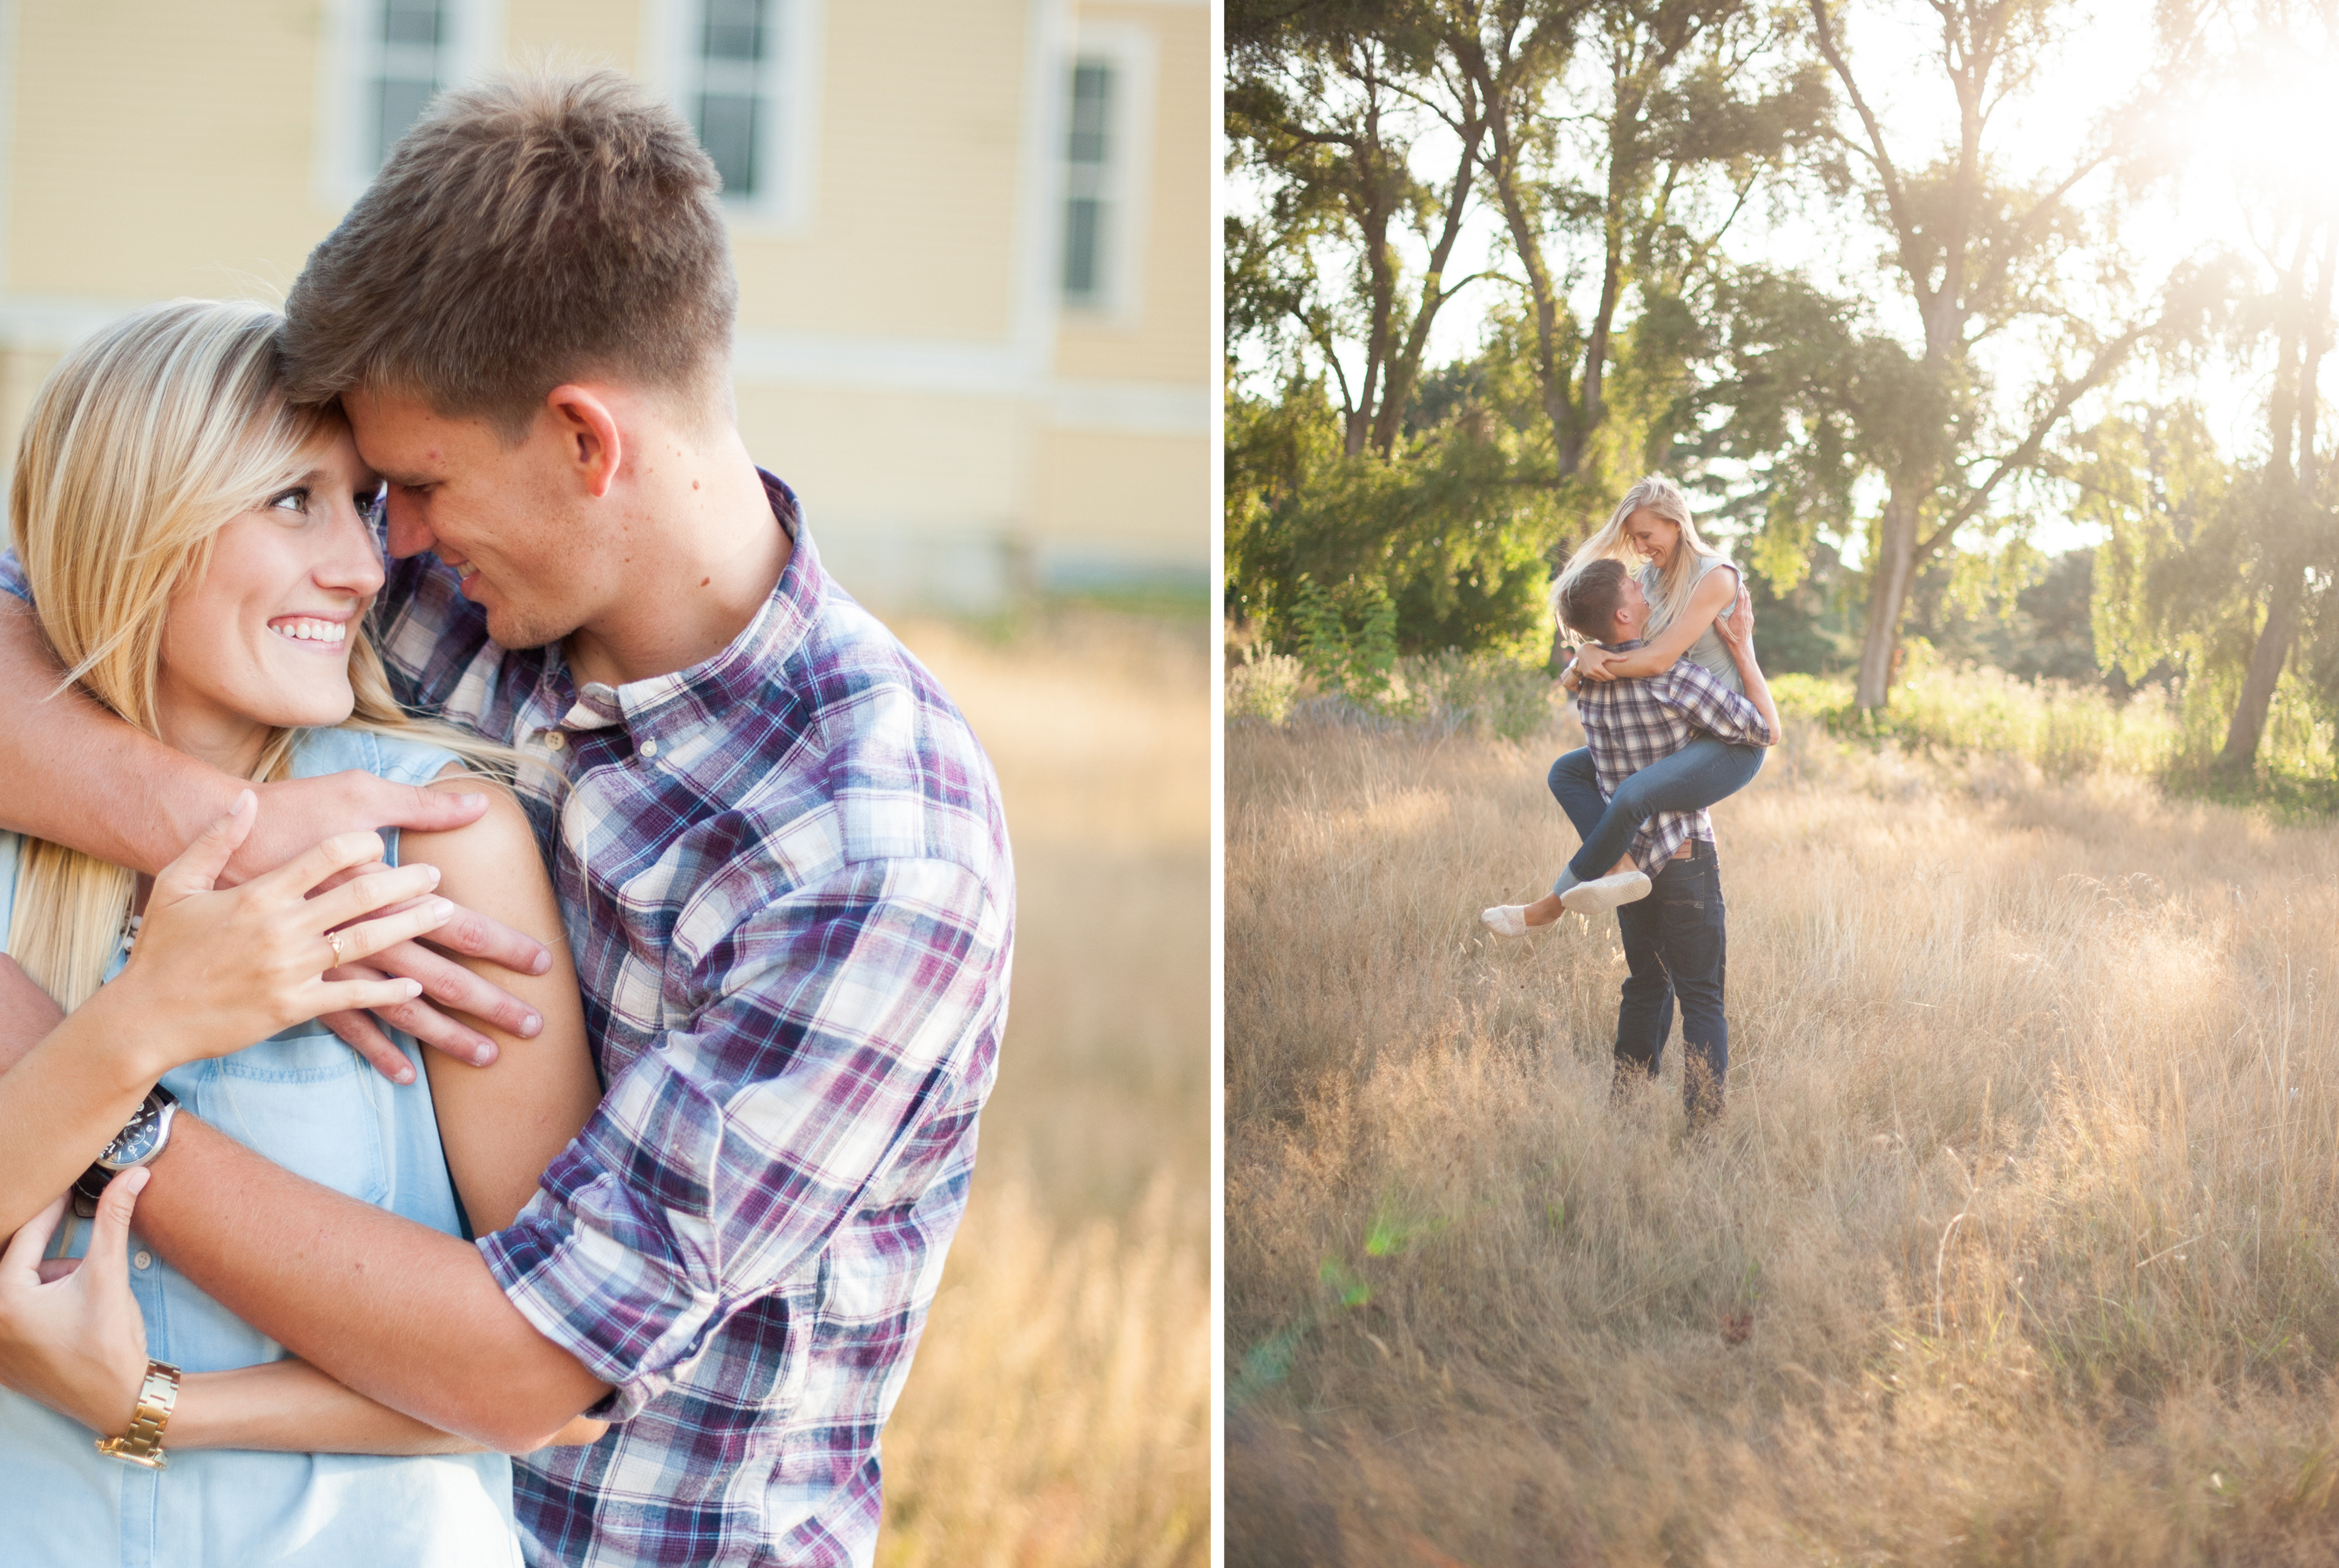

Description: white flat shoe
[1559,869,1652,914]
[1481,904,1531,937]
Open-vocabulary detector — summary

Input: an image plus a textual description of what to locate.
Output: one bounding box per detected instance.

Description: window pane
[698,91,760,195]
[1068,62,1110,166]
[1064,197,1103,299]
[382,0,444,48]
[375,74,437,165]
[703,0,767,63]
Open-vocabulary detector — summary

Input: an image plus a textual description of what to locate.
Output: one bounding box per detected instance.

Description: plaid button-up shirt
[9,473,1014,1568]
[1570,639,1774,875]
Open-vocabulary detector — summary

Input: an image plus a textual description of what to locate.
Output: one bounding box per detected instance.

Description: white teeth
[272,618,347,645]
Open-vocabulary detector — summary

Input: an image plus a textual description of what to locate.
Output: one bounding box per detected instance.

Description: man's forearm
[0,598,227,874]
[134,1118,610,1451]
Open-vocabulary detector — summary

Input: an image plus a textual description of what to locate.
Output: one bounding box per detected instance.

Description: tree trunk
[1854,485,1923,710]
[2219,568,2306,774]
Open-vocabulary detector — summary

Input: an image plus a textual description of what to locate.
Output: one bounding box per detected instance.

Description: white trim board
[0,296,1206,436]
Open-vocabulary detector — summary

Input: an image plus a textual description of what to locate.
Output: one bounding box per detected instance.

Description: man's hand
[0,1169,153,1436]
[244,773,553,1077]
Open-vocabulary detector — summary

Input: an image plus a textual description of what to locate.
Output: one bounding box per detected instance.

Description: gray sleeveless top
[1639,551,1743,694]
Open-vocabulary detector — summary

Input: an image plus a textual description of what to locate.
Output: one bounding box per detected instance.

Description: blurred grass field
[1227,687,2339,1565]
[875,611,1211,1567]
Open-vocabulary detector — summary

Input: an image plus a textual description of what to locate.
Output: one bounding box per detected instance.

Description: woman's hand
[104,792,458,1077]
[1714,578,1754,653]
[1573,643,1620,682]
[0,1168,152,1436]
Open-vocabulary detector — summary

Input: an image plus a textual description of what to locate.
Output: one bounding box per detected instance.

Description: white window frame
[314,0,503,210]
[1058,21,1155,325]
[642,0,823,233]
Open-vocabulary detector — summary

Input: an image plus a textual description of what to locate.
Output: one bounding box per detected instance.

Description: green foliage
[1292,576,1399,703]
[1389,651,1558,740]
[2064,403,2339,779]
[1226,377,1566,659]
[1787,646,2181,781]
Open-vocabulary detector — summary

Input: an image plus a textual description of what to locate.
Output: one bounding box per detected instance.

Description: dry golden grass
[1228,706,2339,1566]
[875,612,1210,1567]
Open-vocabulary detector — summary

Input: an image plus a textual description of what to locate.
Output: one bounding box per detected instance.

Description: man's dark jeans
[1547,762,1730,1123]
[1612,841,1727,1122]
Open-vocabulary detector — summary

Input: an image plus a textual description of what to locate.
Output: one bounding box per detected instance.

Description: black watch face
[104,1099,165,1168]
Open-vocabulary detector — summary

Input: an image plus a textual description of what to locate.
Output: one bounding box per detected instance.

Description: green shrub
[1783,648,2180,780]
[1389,652,1558,740]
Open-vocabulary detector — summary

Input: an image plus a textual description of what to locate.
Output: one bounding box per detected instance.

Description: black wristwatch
[71,1084,179,1219]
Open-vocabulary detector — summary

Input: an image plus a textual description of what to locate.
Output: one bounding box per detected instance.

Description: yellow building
[0,0,1209,612]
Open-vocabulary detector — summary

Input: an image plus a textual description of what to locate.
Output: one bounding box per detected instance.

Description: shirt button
[544,731,566,751]
[132,1251,152,1271]
[639,739,659,758]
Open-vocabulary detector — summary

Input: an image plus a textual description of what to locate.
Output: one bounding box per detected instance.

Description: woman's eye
[268,487,311,514]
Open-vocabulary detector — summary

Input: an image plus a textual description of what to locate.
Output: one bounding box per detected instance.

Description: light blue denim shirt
[0,726,522,1567]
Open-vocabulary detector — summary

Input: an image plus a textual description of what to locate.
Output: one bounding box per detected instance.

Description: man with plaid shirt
[0,72,1010,1567]
[1553,558,1778,1126]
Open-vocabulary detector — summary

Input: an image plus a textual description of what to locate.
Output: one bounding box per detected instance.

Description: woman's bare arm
[169,1357,605,1453]
[402,770,602,1235]
[1573,566,1741,681]
[168,776,612,1453]
[1712,586,1781,744]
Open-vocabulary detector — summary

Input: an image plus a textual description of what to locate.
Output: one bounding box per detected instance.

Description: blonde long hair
[1551,475,1727,641]
[7,299,515,1010]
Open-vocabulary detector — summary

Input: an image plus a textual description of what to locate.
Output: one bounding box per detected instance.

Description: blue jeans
[1545,738,1762,889]
[1613,841,1728,1122]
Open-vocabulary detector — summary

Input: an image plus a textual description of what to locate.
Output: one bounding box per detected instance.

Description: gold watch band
[95,1359,181,1470]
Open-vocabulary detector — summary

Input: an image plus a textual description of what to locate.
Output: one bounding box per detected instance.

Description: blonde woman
[0,301,602,1565]
[1484,476,1764,934]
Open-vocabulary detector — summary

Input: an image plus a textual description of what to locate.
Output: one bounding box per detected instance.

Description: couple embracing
[1484,476,1781,1131]
[0,69,1010,1568]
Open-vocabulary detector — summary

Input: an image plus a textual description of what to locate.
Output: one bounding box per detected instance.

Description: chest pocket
[182,1028,392,1206]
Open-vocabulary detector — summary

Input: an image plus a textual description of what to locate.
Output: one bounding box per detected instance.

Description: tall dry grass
[875,612,1210,1567]
[1228,706,2339,1565]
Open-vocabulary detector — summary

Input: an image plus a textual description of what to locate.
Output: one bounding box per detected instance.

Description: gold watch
[94,1358,181,1470]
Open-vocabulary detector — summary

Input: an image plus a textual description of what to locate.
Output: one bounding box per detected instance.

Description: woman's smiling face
[154,426,385,773]
[1622,506,1680,570]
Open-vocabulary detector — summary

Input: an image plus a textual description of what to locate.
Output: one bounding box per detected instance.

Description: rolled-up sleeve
[1662,663,1775,747]
[476,853,1007,1421]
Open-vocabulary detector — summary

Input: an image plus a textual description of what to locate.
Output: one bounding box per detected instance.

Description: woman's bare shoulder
[401,767,543,888]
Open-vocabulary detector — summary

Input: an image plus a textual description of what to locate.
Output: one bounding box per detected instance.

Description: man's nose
[382,492,435,560]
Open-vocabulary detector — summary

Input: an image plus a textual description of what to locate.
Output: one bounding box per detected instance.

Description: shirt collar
[552,470,815,740]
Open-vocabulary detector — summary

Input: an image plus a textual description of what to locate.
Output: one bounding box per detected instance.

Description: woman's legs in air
[1484,739,1762,934]
[1560,737,1763,887]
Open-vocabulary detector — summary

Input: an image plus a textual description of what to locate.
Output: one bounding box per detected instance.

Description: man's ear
[543,385,624,500]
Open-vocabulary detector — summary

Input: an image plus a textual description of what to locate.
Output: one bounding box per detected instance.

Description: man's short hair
[281,68,735,436]
[1558,558,1631,641]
